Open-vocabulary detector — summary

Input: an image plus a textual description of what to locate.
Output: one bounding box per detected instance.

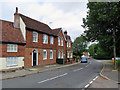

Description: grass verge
[108,60,120,71]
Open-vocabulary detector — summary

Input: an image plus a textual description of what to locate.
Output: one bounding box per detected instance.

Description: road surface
[2,59,102,88]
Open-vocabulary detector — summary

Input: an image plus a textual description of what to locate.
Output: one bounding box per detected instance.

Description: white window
[70,53,73,58]
[67,41,68,47]
[67,52,69,58]
[50,36,54,44]
[33,31,38,42]
[58,51,60,58]
[58,37,60,46]
[6,57,18,66]
[61,38,63,46]
[43,34,48,44]
[43,50,47,60]
[61,51,63,58]
[69,41,71,47]
[7,44,17,52]
[50,50,53,59]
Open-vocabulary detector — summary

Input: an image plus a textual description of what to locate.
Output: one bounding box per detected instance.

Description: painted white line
[38,73,68,84]
[89,81,93,84]
[84,84,90,88]
[73,68,83,72]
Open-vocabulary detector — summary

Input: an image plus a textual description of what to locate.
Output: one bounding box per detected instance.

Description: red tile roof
[0,20,25,44]
[52,28,61,36]
[19,13,57,36]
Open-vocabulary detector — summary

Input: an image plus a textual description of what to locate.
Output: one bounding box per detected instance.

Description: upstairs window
[50,50,53,59]
[69,41,71,47]
[43,34,48,44]
[33,31,38,42]
[67,41,68,47]
[7,44,17,52]
[50,36,54,44]
[58,37,60,46]
[61,38,63,46]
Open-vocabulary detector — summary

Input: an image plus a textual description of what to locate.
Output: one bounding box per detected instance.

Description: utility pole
[113,29,116,70]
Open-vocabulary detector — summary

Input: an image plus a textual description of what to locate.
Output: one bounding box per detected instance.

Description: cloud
[0,1,88,42]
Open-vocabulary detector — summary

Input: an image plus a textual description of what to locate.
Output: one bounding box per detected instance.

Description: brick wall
[0,44,25,57]
[24,48,56,68]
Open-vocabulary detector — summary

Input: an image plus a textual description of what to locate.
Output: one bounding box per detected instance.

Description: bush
[73,55,76,58]
[56,58,65,64]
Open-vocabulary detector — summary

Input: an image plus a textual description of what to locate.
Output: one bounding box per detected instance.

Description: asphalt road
[2,59,102,88]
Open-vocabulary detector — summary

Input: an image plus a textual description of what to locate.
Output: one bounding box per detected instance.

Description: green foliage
[56,58,64,64]
[76,56,81,59]
[82,2,120,59]
[73,55,76,58]
[73,36,88,57]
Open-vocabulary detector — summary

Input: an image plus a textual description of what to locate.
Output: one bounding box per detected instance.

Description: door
[33,50,37,66]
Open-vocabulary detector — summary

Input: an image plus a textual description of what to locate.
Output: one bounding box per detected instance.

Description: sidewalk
[89,60,119,89]
[1,62,80,80]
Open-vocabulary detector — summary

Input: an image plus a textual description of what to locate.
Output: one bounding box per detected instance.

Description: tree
[73,36,88,57]
[82,2,120,59]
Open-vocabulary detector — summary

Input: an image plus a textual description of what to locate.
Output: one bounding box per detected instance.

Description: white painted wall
[20,17,26,41]
[0,57,24,70]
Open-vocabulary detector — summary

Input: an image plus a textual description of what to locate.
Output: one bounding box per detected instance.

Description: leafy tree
[73,36,88,57]
[82,2,120,58]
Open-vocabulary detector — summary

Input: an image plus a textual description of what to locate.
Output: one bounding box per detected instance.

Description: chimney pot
[16,7,18,13]
[64,30,67,35]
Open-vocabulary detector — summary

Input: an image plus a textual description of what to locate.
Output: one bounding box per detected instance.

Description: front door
[33,50,37,66]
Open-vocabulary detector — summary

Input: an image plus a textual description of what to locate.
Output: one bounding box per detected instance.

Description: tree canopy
[82,2,120,58]
[72,36,88,57]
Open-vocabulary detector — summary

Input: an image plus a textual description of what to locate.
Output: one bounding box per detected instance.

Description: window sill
[6,65,18,67]
[43,58,47,60]
[7,51,17,53]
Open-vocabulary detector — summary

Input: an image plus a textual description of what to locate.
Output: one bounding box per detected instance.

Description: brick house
[0,7,73,70]
[64,31,73,62]
[0,20,26,70]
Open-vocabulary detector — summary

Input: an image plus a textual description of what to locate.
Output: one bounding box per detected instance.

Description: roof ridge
[19,13,51,30]
[0,19,13,23]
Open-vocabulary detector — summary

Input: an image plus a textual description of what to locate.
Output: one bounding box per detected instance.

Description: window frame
[61,38,63,46]
[69,41,71,47]
[43,50,47,60]
[50,50,53,59]
[70,53,73,58]
[50,36,54,44]
[58,50,61,58]
[6,57,18,67]
[33,31,38,42]
[7,44,17,52]
[58,37,60,46]
[43,34,48,44]
[61,51,64,58]
[67,52,69,58]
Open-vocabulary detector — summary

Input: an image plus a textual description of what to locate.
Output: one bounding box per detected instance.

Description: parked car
[81,57,88,63]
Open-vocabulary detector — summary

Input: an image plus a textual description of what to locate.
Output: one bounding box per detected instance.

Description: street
[2,59,102,88]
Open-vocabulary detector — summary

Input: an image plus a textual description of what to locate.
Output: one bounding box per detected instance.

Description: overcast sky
[0,0,88,42]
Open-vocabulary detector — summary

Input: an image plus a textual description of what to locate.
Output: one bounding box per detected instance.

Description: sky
[0,0,88,42]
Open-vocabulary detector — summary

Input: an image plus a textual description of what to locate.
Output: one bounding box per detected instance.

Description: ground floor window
[50,50,53,59]
[58,51,60,58]
[43,50,47,60]
[6,57,18,66]
[61,51,63,58]
[70,53,73,58]
[67,52,69,58]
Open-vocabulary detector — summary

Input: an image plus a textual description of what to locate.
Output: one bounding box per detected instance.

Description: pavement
[88,60,120,89]
[1,61,81,80]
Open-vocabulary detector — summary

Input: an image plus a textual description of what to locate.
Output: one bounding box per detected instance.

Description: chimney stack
[64,30,67,35]
[16,7,18,13]
[14,7,20,28]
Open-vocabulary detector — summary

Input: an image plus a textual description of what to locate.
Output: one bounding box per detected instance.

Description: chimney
[16,7,18,13]
[14,7,20,28]
[64,30,67,35]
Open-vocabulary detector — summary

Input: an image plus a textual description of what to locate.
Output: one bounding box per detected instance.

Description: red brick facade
[0,8,73,70]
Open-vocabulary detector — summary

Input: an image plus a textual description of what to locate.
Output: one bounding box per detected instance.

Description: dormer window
[33,31,38,42]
